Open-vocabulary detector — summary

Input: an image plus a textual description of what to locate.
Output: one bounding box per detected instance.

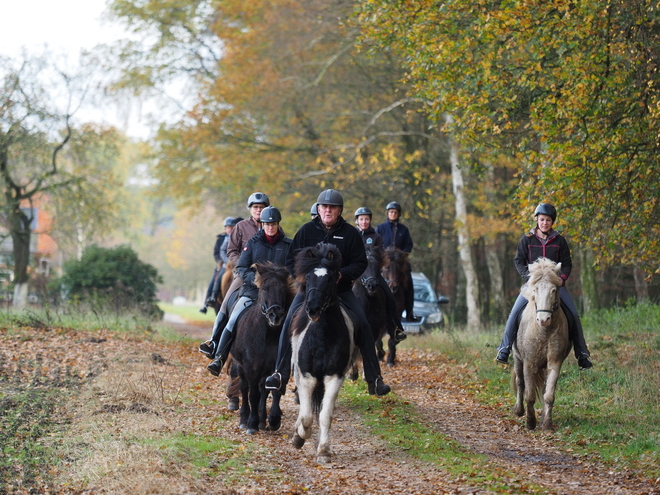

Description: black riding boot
[561,300,593,370]
[207,327,235,376]
[199,312,228,358]
[496,294,528,364]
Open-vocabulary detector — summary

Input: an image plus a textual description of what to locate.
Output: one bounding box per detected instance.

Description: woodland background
[3,0,660,327]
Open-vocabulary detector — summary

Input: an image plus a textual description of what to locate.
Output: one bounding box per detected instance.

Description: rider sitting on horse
[264,189,392,397]
[200,216,237,314]
[375,201,421,322]
[495,203,593,370]
[199,192,270,362]
[355,206,407,343]
[206,206,292,375]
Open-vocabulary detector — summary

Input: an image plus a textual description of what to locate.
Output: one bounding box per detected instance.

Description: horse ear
[554,262,562,274]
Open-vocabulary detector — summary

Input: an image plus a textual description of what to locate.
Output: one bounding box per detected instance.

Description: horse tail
[312,382,325,415]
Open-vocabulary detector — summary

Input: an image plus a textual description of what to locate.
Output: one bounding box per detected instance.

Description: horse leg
[292,375,316,449]
[246,380,261,435]
[541,363,562,431]
[347,360,359,381]
[238,375,250,430]
[316,376,343,464]
[386,336,397,367]
[257,382,268,431]
[376,338,385,362]
[267,389,283,431]
[513,357,525,418]
[523,364,537,430]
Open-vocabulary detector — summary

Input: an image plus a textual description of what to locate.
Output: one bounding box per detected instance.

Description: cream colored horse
[513,258,571,430]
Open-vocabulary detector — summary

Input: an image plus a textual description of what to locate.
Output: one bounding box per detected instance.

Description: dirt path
[167,321,658,495]
[3,320,657,494]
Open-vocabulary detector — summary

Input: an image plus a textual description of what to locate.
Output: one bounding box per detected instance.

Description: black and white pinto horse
[230,262,294,434]
[290,243,359,463]
[353,246,398,367]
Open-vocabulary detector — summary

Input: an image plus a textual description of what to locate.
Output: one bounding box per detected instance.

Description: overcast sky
[1,0,157,138]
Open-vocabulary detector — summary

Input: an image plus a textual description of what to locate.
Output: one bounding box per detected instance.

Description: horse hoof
[347,373,358,381]
[317,455,331,464]
[246,428,258,435]
[292,434,305,449]
[268,416,282,431]
[386,361,395,367]
[239,423,247,430]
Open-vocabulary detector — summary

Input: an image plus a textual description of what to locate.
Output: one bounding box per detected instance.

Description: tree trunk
[447,115,481,330]
[8,208,32,308]
[633,266,649,303]
[483,162,506,325]
[577,247,599,313]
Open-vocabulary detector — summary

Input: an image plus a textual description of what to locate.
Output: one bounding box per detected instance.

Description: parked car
[401,272,450,334]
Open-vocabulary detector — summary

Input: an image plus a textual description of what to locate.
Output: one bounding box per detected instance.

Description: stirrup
[395,328,407,342]
[265,372,282,391]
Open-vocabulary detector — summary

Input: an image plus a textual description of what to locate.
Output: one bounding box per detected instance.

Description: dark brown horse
[230,262,294,434]
[513,258,571,431]
[353,246,398,367]
[381,247,410,320]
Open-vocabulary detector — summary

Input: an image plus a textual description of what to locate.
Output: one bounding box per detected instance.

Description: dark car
[401,272,450,334]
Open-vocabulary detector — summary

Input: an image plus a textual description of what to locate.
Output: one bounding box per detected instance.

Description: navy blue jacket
[375,220,413,253]
[286,216,367,294]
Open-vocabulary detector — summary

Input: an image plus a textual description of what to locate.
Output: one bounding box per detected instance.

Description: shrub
[61,245,163,316]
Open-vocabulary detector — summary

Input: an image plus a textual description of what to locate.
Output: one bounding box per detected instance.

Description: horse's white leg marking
[295,373,317,440]
[316,375,344,460]
[542,362,561,430]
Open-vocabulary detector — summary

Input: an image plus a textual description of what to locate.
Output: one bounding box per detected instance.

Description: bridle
[261,303,283,317]
[305,286,330,313]
[534,299,559,316]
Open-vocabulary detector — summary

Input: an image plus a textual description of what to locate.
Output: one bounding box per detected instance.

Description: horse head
[295,243,342,322]
[382,247,407,294]
[359,247,383,295]
[254,262,294,327]
[523,258,563,328]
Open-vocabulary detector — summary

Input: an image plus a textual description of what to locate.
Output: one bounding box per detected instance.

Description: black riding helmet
[534,203,557,222]
[223,217,235,227]
[260,206,281,223]
[247,192,270,209]
[354,206,372,218]
[386,201,402,213]
[310,203,318,216]
[231,216,244,226]
[317,189,343,207]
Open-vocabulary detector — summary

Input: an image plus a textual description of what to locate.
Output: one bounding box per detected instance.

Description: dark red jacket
[514,227,572,284]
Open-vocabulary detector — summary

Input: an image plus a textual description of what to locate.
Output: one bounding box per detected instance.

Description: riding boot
[560,291,593,370]
[207,327,235,376]
[496,294,528,364]
[199,311,228,358]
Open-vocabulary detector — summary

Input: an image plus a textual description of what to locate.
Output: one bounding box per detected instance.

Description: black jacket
[285,216,367,294]
[236,229,292,299]
[375,220,414,253]
[514,227,572,284]
[358,226,384,254]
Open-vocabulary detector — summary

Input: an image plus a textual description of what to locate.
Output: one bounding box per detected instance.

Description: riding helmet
[317,189,344,207]
[223,217,235,227]
[260,206,282,223]
[231,216,244,226]
[247,192,270,209]
[386,201,402,213]
[534,203,557,222]
[310,203,318,217]
[354,206,372,218]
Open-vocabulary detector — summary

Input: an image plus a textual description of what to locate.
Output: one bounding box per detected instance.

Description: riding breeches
[498,286,590,359]
[224,296,253,334]
[273,289,384,384]
[219,276,243,315]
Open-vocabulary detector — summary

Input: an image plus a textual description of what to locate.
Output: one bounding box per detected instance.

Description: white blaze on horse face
[535,283,556,327]
[314,267,328,277]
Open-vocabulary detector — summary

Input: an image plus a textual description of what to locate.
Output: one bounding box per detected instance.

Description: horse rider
[207,206,292,375]
[200,217,236,314]
[199,192,270,362]
[375,201,420,322]
[354,206,407,343]
[265,189,392,397]
[495,203,593,370]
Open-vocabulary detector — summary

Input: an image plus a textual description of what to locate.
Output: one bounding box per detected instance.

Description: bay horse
[353,246,398,367]
[381,247,410,320]
[208,260,234,315]
[230,262,294,434]
[290,243,359,463]
[512,258,571,431]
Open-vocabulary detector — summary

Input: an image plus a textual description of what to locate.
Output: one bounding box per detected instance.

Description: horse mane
[253,262,295,302]
[523,258,562,299]
[294,243,343,284]
[384,246,407,265]
[366,245,384,269]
